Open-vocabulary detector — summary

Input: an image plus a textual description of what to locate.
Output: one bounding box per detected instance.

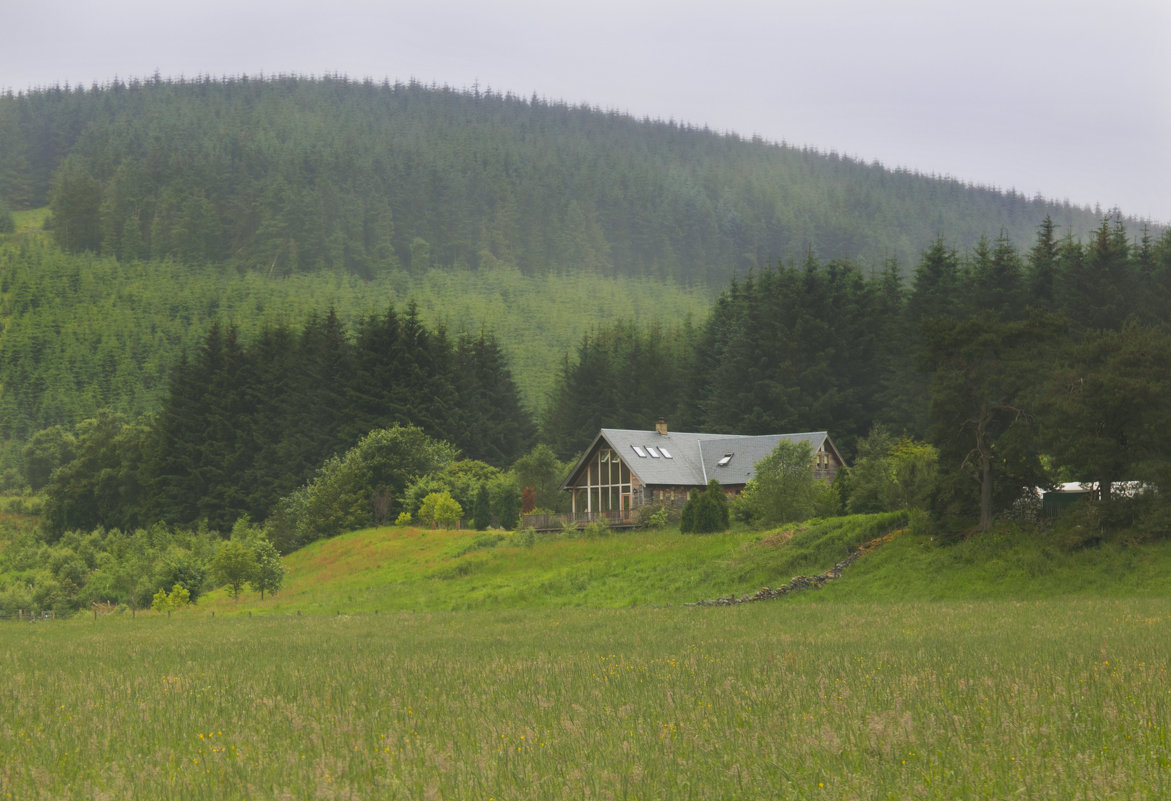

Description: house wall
[813,448,842,482]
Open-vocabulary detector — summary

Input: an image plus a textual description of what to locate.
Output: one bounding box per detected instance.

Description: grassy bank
[188,512,1171,616]
[3,598,1168,799]
[196,513,908,614]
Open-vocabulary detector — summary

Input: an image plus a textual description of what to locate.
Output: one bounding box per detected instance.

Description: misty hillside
[0,75,1135,284]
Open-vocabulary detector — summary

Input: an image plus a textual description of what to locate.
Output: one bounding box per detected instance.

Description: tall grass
[2,599,1168,799]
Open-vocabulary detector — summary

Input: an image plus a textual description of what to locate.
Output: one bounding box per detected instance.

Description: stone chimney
[655,417,668,436]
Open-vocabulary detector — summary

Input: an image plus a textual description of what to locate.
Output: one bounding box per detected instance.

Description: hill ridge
[0,75,1136,285]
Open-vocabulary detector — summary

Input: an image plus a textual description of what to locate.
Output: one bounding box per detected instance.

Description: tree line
[31,304,536,538]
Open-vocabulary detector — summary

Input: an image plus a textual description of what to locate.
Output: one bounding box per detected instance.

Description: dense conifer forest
[0,75,1135,283]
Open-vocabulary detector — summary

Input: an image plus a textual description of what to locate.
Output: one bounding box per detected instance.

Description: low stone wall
[687,530,899,607]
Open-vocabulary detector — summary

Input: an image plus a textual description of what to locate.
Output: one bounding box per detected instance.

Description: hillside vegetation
[0,75,1131,284]
[0,230,710,470]
[192,513,1171,615]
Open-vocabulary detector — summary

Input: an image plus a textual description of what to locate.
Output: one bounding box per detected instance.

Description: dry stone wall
[687,530,899,607]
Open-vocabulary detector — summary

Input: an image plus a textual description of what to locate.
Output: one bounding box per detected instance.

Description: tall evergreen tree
[1026,216,1060,309]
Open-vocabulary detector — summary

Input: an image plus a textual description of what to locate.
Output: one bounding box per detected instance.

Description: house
[559,419,844,522]
[1040,481,1147,517]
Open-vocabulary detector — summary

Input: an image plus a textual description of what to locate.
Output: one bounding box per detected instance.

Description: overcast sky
[4,0,1168,223]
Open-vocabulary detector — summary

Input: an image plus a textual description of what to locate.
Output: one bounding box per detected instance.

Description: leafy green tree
[925,311,1063,531]
[1034,323,1171,504]
[402,460,500,520]
[154,548,208,604]
[40,411,152,540]
[845,426,938,514]
[270,425,456,551]
[739,440,834,526]
[490,477,522,530]
[209,540,258,601]
[249,538,285,600]
[418,491,462,529]
[20,425,77,491]
[151,583,190,612]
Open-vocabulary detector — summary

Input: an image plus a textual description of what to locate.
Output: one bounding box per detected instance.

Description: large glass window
[571,447,634,515]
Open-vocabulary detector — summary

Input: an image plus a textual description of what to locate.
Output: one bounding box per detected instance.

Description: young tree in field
[249,538,285,600]
[151,583,190,613]
[209,540,258,601]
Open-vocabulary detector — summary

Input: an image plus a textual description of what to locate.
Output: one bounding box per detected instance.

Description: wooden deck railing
[521,509,637,532]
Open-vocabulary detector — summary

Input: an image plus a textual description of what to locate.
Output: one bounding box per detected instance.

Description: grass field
[5,515,1171,798]
[3,598,1168,800]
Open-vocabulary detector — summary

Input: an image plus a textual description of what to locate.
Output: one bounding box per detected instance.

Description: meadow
[3,598,1168,800]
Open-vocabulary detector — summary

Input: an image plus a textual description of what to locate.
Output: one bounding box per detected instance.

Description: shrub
[681,480,729,533]
[418,491,463,529]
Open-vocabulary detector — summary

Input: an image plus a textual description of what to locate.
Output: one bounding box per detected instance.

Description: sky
[4,0,1169,223]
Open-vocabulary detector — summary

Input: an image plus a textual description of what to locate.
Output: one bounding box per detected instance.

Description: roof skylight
[659,447,672,459]
[717,453,734,467]
[632,445,648,458]
[646,446,661,458]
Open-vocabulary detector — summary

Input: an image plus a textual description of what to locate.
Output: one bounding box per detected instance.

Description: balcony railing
[521,509,637,532]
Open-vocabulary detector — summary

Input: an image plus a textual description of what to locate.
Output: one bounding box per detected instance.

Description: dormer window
[717,453,734,467]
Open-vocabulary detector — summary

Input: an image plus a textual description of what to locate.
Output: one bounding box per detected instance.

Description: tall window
[574,447,633,514]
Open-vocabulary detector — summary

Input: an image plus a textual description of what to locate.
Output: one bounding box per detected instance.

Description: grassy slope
[197,514,1171,615]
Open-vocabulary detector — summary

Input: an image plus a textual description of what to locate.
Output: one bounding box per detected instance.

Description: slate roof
[563,429,839,490]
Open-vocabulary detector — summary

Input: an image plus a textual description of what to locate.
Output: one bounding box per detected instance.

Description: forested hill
[0,75,1135,283]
